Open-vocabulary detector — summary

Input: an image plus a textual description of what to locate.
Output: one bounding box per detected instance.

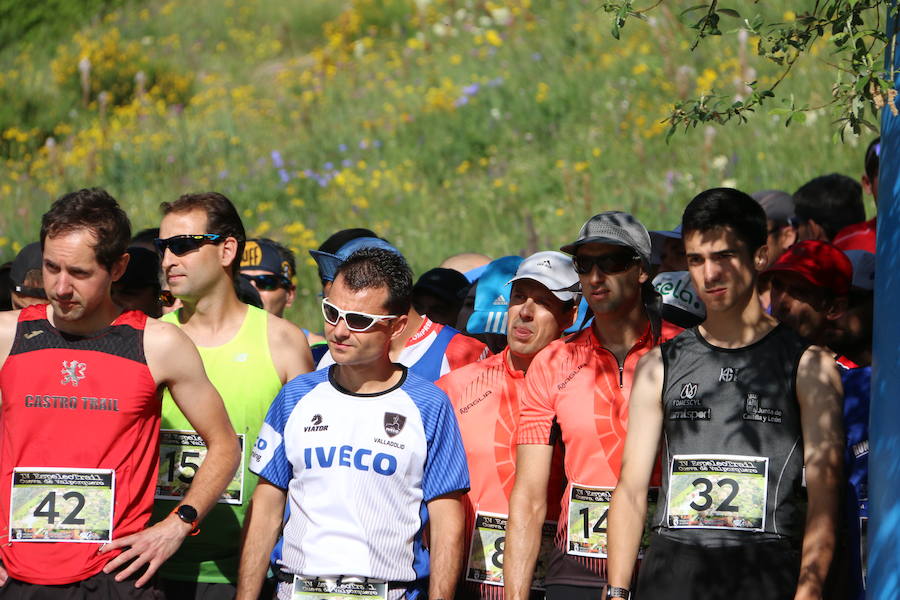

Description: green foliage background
[0,0,876,327]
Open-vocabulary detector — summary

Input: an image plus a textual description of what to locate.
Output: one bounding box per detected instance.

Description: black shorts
[0,570,163,600]
[635,533,800,600]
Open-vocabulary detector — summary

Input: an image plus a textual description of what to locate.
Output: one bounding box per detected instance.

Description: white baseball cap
[507,251,580,302]
[653,270,706,328]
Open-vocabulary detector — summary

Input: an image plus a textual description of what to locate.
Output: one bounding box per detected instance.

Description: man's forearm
[427,497,465,599]
[794,489,838,600]
[504,493,546,600]
[182,435,242,519]
[606,487,647,590]
[236,487,285,600]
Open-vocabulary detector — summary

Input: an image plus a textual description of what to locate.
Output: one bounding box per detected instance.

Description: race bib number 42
[156,430,245,505]
[10,468,114,543]
[465,512,554,590]
[666,455,768,531]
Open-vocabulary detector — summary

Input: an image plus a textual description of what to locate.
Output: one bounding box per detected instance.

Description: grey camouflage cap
[560,211,652,267]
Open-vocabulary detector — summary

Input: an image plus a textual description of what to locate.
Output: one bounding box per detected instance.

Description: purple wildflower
[270,150,285,168]
[463,83,480,96]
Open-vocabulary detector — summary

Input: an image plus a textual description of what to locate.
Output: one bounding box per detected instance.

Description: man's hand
[99,513,192,587]
[0,561,8,587]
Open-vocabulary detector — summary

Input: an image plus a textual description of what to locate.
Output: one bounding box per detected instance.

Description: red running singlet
[0,305,160,585]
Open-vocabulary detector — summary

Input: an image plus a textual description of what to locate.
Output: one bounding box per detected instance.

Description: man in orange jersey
[437,251,579,599]
[505,212,673,600]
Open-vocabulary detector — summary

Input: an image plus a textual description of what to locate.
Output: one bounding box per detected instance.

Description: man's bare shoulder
[796,344,841,396]
[0,310,22,363]
[266,312,311,352]
[636,346,663,370]
[0,309,21,331]
[143,317,195,363]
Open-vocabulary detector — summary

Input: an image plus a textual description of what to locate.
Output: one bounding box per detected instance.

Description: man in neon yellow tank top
[151,192,314,599]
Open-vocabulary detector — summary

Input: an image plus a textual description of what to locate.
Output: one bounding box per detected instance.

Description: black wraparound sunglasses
[241,273,291,291]
[154,234,224,256]
[572,252,640,275]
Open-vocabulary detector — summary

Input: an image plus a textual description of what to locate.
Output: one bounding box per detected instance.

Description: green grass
[0,0,875,327]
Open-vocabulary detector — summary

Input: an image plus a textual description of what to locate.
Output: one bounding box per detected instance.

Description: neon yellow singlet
[152,305,282,583]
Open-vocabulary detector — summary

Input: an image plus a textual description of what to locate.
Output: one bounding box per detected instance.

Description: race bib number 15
[10,468,114,543]
[156,430,245,505]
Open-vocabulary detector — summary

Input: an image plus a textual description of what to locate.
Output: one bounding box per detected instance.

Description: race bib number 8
[666,455,768,531]
[10,468,114,543]
[156,430,245,505]
[567,485,611,558]
[465,512,554,590]
[292,576,387,600]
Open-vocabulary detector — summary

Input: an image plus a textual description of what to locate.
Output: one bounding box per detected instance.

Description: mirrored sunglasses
[321,298,398,332]
[241,273,291,292]
[154,234,224,257]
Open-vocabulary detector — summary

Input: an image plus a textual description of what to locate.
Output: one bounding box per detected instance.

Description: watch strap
[171,506,201,536]
[606,586,631,600]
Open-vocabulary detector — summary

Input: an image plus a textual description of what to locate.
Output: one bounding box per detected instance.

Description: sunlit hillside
[0,0,875,325]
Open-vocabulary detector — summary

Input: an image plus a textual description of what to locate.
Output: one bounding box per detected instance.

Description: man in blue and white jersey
[237,247,470,600]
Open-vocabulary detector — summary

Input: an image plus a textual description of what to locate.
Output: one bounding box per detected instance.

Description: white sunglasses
[321,298,399,332]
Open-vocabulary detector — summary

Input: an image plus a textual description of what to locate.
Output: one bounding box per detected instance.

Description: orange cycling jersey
[517,322,675,588]
[438,348,563,600]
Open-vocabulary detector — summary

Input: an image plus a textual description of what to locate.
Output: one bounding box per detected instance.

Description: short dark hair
[334,248,412,316]
[681,187,767,254]
[793,174,865,240]
[864,137,880,181]
[160,192,246,276]
[130,227,160,251]
[41,188,131,271]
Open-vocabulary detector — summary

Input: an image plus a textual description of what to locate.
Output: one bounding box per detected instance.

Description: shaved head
[440,252,491,274]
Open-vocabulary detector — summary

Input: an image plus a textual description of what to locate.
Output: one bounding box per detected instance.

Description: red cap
[764,240,852,297]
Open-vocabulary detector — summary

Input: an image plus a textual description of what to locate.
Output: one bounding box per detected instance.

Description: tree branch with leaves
[601,0,897,140]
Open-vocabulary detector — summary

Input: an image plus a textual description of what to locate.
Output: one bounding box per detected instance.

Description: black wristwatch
[606,586,631,600]
[173,504,200,536]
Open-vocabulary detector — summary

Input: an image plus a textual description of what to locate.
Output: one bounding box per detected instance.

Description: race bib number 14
[567,485,612,558]
[10,468,114,543]
[666,455,768,531]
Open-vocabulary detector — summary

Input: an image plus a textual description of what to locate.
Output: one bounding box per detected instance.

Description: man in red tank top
[0,189,241,598]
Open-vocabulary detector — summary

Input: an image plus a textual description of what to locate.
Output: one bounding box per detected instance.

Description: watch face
[177,504,198,523]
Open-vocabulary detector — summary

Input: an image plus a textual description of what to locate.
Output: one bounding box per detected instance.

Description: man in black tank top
[605,189,844,600]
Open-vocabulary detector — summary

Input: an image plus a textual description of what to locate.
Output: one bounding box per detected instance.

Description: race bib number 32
[156,430,245,504]
[666,455,768,531]
[10,468,114,543]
